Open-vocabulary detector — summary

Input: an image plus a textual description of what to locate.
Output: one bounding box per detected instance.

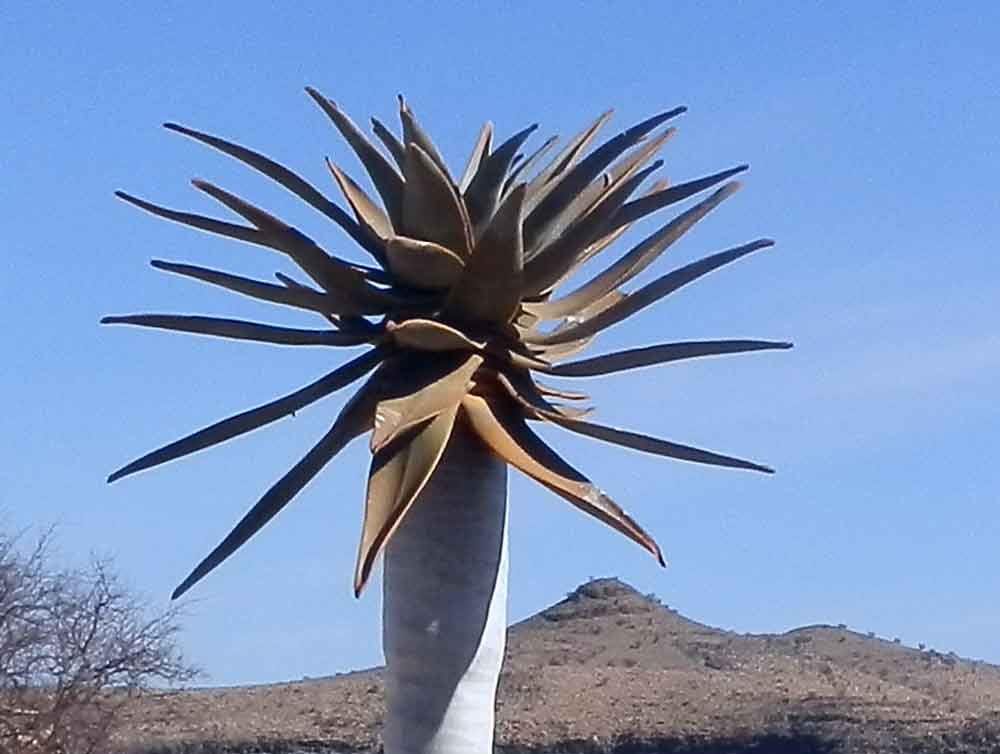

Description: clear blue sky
[3,3,998,686]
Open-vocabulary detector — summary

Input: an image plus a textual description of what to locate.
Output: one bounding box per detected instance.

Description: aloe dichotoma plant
[106,89,788,754]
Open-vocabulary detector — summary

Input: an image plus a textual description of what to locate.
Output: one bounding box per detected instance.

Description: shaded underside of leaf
[100,314,376,347]
[150,260,339,315]
[531,181,743,319]
[613,164,749,229]
[548,339,793,377]
[108,345,388,484]
[163,122,386,262]
[171,373,380,600]
[526,239,775,346]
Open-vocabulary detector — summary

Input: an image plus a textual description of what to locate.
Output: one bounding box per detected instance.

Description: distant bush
[0,527,198,754]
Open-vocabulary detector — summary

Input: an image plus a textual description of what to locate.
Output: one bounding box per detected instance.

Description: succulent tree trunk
[382,424,509,754]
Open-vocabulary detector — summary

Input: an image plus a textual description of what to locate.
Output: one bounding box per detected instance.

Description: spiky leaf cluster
[106,89,789,598]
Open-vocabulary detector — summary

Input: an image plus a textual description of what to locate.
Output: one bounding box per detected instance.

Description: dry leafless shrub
[0,527,199,754]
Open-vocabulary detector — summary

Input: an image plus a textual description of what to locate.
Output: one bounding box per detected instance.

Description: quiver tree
[106,90,788,754]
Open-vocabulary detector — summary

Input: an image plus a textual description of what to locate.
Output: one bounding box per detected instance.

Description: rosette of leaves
[105,88,789,600]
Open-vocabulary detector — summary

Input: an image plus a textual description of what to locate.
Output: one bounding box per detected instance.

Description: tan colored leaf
[402,143,473,257]
[503,135,559,197]
[163,122,385,262]
[525,109,614,211]
[108,346,388,484]
[463,124,538,232]
[525,239,775,346]
[305,87,405,223]
[187,180,394,307]
[530,182,742,319]
[384,236,465,290]
[355,405,459,595]
[533,380,589,401]
[388,318,485,352]
[444,184,526,325]
[171,371,381,599]
[522,162,662,296]
[523,106,685,252]
[371,353,482,452]
[100,314,376,347]
[326,159,395,240]
[461,395,663,565]
[529,127,676,258]
[371,116,406,169]
[459,121,493,193]
[398,95,452,179]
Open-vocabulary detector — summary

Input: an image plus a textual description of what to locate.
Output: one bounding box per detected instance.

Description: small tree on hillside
[0,528,198,754]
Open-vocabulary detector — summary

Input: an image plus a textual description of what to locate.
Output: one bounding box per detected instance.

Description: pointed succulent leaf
[613,164,749,229]
[459,121,494,193]
[503,135,558,196]
[383,236,465,290]
[150,260,343,315]
[523,106,685,252]
[355,405,459,595]
[463,123,538,232]
[371,117,407,170]
[530,336,596,363]
[388,318,485,352]
[547,414,774,474]
[372,353,481,452]
[306,87,405,223]
[172,375,379,599]
[548,339,794,377]
[522,161,663,295]
[398,95,452,180]
[108,346,387,484]
[100,314,376,347]
[325,159,395,240]
[533,380,589,401]
[461,395,663,564]
[445,184,526,325]
[402,143,473,257]
[191,179,389,301]
[163,122,385,262]
[526,239,774,346]
[529,127,676,258]
[499,370,773,474]
[525,109,613,210]
[531,182,742,319]
[115,191,261,246]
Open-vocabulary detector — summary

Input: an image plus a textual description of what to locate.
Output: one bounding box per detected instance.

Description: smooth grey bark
[383,424,509,754]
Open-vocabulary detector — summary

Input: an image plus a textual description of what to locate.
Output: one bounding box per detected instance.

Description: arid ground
[116,579,1000,754]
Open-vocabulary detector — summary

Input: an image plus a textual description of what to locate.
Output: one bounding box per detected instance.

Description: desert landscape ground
[115,579,1000,754]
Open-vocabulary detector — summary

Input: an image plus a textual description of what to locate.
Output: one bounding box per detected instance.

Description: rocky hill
[117,579,1000,754]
